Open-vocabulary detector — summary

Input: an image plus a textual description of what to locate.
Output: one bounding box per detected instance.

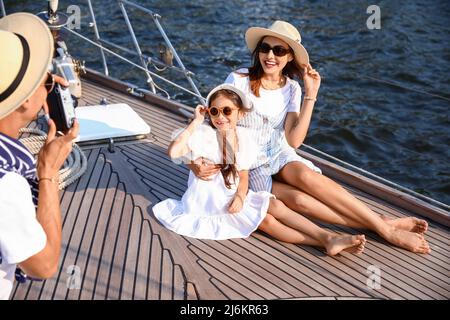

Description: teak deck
[12,71,450,300]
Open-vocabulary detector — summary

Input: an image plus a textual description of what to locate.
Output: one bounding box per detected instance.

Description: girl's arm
[229,170,249,213]
[168,105,206,159]
[284,64,321,148]
[236,170,249,201]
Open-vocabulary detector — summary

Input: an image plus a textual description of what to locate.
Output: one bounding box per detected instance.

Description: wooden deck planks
[82,78,448,298]
[106,193,135,300]
[147,234,162,300]
[120,206,142,299]
[12,77,449,300]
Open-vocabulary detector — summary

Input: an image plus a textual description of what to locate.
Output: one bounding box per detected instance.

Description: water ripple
[8,0,450,204]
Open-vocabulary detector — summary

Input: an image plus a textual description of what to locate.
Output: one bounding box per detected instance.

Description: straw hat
[206,84,252,110]
[0,13,54,119]
[245,20,309,66]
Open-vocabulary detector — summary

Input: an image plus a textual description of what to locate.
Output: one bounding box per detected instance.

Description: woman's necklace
[261,76,286,90]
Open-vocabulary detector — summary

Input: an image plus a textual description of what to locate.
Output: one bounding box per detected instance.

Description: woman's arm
[229,170,249,213]
[168,105,205,159]
[186,158,221,180]
[284,100,315,148]
[284,64,321,148]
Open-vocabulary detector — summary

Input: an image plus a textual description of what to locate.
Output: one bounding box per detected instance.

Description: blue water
[6,0,450,205]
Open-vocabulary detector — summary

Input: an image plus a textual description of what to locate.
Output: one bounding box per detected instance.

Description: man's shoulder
[0,171,29,190]
[0,171,32,212]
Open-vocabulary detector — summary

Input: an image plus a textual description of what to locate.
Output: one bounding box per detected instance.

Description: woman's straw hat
[245,20,309,66]
[0,13,54,119]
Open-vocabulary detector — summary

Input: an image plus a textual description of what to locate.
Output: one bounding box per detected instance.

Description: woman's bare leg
[272,181,365,228]
[379,214,428,234]
[264,199,365,255]
[275,162,430,254]
[272,181,428,233]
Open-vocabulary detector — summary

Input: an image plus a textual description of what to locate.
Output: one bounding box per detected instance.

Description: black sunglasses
[259,42,291,57]
[208,106,237,117]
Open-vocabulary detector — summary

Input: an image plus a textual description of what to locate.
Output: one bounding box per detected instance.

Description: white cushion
[75,103,150,142]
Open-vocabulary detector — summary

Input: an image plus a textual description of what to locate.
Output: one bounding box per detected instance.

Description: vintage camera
[47,82,76,132]
[47,41,83,132]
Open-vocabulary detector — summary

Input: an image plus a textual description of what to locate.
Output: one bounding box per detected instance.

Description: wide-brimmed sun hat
[245,20,309,66]
[206,84,253,110]
[0,12,54,119]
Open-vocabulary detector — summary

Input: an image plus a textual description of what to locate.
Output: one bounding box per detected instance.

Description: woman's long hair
[207,89,250,189]
[239,37,304,97]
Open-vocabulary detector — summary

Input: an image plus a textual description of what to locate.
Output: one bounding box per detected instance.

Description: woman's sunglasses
[44,72,55,94]
[208,106,238,117]
[259,42,291,57]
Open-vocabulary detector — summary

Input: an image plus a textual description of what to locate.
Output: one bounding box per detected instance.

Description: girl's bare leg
[272,181,428,233]
[264,199,366,255]
[275,162,430,254]
[259,214,364,255]
[258,214,322,246]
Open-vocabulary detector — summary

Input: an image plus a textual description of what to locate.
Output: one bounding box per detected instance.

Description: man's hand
[53,74,69,87]
[42,74,69,115]
[37,118,79,180]
[186,157,221,181]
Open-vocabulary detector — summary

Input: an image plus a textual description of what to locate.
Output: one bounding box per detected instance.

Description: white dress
[152,124,273,240]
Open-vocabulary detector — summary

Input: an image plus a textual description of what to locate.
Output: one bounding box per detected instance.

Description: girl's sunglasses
[259,42,291,57]
[208,106,238,117]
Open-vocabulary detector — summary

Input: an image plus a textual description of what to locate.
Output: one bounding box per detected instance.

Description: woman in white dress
[153,84,366,256]
[189,20,430,254]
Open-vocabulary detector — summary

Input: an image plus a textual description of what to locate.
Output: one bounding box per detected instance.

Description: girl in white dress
[153,84,366,255]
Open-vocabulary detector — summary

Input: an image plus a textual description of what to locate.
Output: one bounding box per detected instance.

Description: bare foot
[381,214,428,234]
[385,228,431,254]
[345,236,366,254]
[325,234,366,256]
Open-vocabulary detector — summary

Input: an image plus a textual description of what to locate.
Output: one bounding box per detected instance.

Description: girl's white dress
[152,124,273,240]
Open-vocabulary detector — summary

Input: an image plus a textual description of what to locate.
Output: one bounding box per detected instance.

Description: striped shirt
[0,132,38,206]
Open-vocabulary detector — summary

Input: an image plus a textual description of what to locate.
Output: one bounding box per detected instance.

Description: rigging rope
[19,128,87,190]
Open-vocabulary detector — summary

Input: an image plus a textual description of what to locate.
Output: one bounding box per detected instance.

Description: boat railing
[301,144,450,212]
[0,0,5,18]
[83,0,205,104]
[1,0,448,212]
[0,0,205,103]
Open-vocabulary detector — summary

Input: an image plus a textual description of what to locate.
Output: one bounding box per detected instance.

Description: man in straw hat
[0,12,79,299]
